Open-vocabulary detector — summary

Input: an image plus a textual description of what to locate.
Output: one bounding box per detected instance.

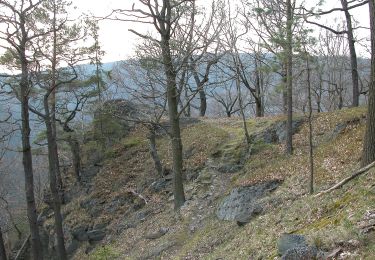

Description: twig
[314,161,375,197]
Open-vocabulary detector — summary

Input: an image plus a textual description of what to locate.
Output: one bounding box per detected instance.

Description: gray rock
[254,119,304,144]
[236,204,263,226]
[281,246,318,260]
[66,239,79,255]
[197,168,213,184]
[71,226,89,241]
[87,229,106,242]
[150,178,171,193]
[277,234,308,256]
[144,227,169,240]
[217,180,281,221]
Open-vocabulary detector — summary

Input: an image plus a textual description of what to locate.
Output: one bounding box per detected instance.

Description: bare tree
[303,0,369,107]
[107,1,209,209]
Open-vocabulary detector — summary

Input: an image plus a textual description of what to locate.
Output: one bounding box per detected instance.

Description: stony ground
[53,107,375,259]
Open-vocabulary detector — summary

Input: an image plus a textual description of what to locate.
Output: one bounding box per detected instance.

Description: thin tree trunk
[51,2,63,190]
[286,0,293,155]
[341,0,360,107]
[199,89,207,117]
[161,37,186,210]
[0,226,7,260]
[362,0,375,166]
[20,59,43,260]
[255,54,264,117]
[67,133,81,183]
[306,51,314,194]
[282,66,288,115]
[44,98,67,260]
[148,127,164,177]
[184,87,191,117]
[236,69,251,146]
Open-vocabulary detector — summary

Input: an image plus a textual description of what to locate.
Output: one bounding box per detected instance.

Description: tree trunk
[67,133,81,183]
[236,67,251,146]
[51,3,63,190]
[255,54,264,117]
[341,0,360,107]
[306,52,314,194]
[148,127,164,177]
[362,0,375,166]
[226,110,232,117]
[286,0,293,155]
[282,66,288,115]
[199,89,207,117]
[161,37,186,210]
[20,58,43,260]
[0,227,7,260]
[44,98,67,260]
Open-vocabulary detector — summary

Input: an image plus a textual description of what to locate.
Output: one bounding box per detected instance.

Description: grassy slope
[72,107,374,259]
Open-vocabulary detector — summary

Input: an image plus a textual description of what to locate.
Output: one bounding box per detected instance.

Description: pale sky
[0,0,371,64]
[73,0,371,62]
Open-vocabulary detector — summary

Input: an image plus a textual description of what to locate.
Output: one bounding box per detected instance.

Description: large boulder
[216,180,281,222]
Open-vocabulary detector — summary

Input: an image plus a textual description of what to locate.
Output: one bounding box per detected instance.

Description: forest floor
[64,106,375,259]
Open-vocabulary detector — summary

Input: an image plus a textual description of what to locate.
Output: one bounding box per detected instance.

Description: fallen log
[314,161,375,197]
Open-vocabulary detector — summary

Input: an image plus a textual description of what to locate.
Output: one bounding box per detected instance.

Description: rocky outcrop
[253,119,304,145]
[216,180,282,222]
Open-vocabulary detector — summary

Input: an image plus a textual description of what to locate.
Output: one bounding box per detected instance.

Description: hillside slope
[51,107,374,259]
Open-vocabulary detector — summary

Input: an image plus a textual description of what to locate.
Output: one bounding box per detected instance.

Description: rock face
[253,119,304,144]
[216,180,281,221]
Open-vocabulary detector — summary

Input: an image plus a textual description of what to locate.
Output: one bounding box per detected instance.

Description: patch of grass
[157,122,228,170]
[122,136,144,148]
[90,245,120,260]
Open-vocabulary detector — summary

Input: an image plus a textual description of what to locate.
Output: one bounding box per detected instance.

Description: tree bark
[161,35,186,210]
[341,0,360,107]
[0,226,7,260]
[44,98,67,260]
[67,133,81,183]
[286,0,294,155]
[306,51,314,194]
[20,47,43,260]
[254,53,264,117]
[362,0,375,166]
[148,127,164,177]
[51,2,63,190]
[235,64,251,146]
[199,89,207,117]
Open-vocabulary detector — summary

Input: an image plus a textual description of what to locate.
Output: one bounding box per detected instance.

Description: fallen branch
[14,234,30,260]
[14,212,43,260]
[314,161,375,197]
[128,189,148,204]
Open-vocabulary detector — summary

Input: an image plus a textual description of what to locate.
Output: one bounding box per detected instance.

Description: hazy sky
[73,0,370,62]
[0,0,371,64]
